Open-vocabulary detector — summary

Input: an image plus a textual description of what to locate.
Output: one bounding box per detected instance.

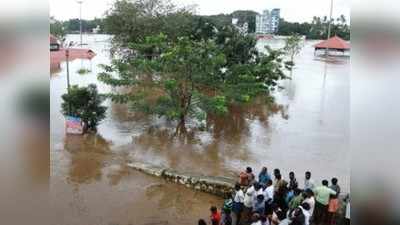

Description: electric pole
[77,0,83,46]
[326,0,333,56]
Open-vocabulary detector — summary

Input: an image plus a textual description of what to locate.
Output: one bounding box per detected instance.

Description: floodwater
[51,34,349,225]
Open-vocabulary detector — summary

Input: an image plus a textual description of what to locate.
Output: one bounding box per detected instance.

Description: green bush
[61,84,107,131]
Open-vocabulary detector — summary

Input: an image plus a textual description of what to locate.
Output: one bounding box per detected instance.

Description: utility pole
[65,48,71,115]
[325,0,334,56]
[77,0,83,46]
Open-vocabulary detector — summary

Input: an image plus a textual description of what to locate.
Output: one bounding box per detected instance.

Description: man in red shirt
[210,206,221,225]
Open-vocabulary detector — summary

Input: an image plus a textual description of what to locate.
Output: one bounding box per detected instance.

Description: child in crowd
[210,206,221,225]
[253,194,266,215]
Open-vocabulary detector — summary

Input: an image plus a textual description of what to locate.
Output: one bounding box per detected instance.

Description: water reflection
[64,134,111,185]
[127,98,287,178]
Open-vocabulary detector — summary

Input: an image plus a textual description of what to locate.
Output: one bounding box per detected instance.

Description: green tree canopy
[277,16,350,40]
[99,32,288,135]
[61,84,107,131]
[104,0,194,48]
[283,33,304,70]
[50,17,66,41]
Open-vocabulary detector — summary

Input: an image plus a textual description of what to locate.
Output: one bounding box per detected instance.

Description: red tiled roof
[50,48,96,64]
[314,36,350,50]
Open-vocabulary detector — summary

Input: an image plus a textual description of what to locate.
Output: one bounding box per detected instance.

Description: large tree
[98,31,288,135]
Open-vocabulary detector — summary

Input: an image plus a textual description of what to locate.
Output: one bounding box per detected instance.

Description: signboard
[65,116,84,134]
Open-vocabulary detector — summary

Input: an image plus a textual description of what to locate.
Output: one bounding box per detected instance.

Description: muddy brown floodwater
[51,34,349,225]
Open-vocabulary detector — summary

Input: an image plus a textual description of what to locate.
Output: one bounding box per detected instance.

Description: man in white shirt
[232,183,245,225]
[263,179,274,202]
[299,203,311,225]
[304,171,315,190]
[243,184,255,224]
[302,189,315,217]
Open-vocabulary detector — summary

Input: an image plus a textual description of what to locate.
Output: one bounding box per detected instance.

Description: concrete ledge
[127,162,235,197]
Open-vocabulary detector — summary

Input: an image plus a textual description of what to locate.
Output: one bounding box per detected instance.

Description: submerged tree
[283,34,304,71]
[61,84,107,131]
[99,33,288,135]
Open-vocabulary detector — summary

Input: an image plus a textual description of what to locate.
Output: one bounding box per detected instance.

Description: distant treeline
[50,12,349,41]
[278,16,350,40]
[50,17,106,40]
[181,12,350,40]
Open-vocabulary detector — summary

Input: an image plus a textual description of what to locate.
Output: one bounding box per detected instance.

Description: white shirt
[253,188,264,207]
[345,201,350,219]
[244,186,255,208]
[302,197,315,216]
[264,186,274,201]
[299,206,311,225]
[234,189,245,203]
[304,178,315,190]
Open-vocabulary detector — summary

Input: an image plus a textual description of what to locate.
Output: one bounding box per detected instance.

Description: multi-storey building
[256,8,280,34]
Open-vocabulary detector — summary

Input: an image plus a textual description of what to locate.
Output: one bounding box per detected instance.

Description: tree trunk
[175,116,187,136]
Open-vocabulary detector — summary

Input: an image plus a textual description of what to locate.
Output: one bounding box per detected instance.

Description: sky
[50,0,350,23]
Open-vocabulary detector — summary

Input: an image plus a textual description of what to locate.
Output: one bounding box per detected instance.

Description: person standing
[329,178,341,196]
[288,172,298,191]
[240,167,255,186]
[313,180,336,225]
[232,183,244,225]
[264,179,275,202]
[327,178,341,225]
[247,167,256,185]
[302,189,315,218]
[243,183,256,223]
[259,167,271,185]
[274,174,289,214]
[210,206,222,225]
[304,171,315,191]
[299,202,311,225]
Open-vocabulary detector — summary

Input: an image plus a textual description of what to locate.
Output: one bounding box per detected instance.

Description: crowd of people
[198,167,350,225]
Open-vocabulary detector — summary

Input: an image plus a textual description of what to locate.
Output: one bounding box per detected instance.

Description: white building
[256,8,280,34]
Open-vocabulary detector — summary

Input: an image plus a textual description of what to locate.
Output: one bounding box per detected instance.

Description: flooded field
[51,34,349,225]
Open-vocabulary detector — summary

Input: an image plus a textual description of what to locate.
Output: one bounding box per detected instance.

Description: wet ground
[50,34,349,225]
